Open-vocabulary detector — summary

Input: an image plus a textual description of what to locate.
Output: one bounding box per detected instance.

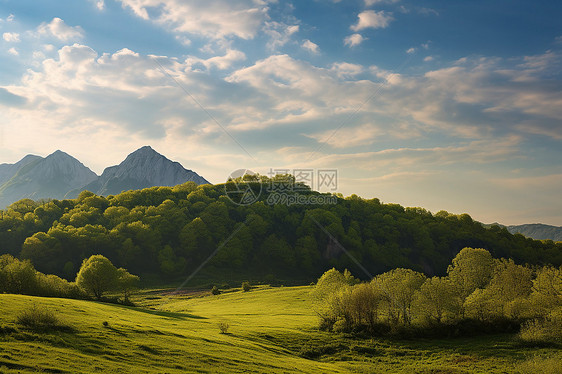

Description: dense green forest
[0,178,560,283]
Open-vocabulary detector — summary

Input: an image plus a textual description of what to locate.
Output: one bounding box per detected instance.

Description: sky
[0,0,561,226]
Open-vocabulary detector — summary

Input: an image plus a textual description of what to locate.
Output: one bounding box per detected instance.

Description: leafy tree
[464,288,502,321]
[376,268,426,324]
[414,276,461,323]
[0,255,37,294]
[75,255,119,299]
[158,245,186,276]
[447,247,494,299]
[117,267,140,302]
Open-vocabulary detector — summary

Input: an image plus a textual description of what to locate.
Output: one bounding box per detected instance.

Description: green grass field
[0,286,560,373]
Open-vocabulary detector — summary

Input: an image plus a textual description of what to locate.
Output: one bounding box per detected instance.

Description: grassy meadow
[0,286,560,373]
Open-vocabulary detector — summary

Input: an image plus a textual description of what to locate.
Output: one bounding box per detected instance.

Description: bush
[16,304,71,332]
[211,286,221,295]
[242,281,251,292]
[218,321,230,334]
[519,317,562,346]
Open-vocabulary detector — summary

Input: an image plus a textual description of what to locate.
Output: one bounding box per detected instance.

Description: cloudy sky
[0,0,561,225]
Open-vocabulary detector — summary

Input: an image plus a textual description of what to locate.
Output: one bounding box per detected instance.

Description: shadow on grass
[94,301,207,320]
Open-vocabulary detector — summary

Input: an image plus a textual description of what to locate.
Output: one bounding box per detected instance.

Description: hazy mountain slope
[506,224,562,241]
[0,154,42,186]
[75,146,209,197]
[0,151,97,208]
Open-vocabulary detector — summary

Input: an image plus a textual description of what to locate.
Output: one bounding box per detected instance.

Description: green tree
[179,217,213,263]
[117,267,140,302]
[415,276,461,323]
[447,247,494,299]
[376,268,426,324]
[158,245,186,276]
[75,255,119,299]
[0,255,37,294]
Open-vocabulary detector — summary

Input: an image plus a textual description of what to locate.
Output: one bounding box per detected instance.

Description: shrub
[519,315,562,346]
[16,304,71,332]
[218,321,230,334]
[242,281,251,292]
[211,286,221,295]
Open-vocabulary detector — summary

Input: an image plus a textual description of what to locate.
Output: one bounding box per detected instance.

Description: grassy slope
[0,287,559,373]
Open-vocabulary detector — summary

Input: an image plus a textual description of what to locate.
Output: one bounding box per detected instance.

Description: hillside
[506,223,562,242]
[1,179,560,282]
[0,288,557,373]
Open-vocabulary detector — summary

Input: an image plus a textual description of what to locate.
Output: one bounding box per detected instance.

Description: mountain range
[485,222,562,242]
[0,146,209,208]
[504,223,562,242]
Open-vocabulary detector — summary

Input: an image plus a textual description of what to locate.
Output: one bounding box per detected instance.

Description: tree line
[0,253,138,302]
[0,179,560,282]
[313,247,561,342]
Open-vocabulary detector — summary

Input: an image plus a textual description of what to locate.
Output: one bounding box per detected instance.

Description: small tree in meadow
[76,255,138,300]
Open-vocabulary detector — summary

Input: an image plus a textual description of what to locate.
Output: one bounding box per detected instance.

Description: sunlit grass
[0,286,559,373]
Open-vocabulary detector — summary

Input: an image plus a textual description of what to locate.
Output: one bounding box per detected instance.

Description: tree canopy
[0,180,560,282]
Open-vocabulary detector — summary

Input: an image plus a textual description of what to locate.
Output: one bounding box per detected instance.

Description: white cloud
[423,56,434,62]
[32,51,46,60]
[264,22,299,50]
[302,39,319,54]
[351,10,393,31]
[37,18,84,41]
[175,35,192,46]
[3,32,20,43]
[331,62,363,78]
[117,0,269,40]
[344,33,365,47]
[406,47,415,54]
[7,47,18,56]
[186,49,246,70]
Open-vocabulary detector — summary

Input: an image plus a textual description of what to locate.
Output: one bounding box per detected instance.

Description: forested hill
[0,179,560,283]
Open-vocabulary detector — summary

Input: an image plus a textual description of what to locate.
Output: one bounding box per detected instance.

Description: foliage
[16,304,70,332]
[75,255,138,300]
[0,180,560,283]
[211,285,221,295]
[218,321,230,334]
[242,281,251,292]
[314,248,562,337]
[0,254,84,299]
[519,307,562,346]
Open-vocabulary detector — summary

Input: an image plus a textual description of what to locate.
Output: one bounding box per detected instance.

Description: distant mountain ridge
[0,146,209,208]
[506,223,562,242]
[0,151,97,208]
[487,222,562,242]
[69,146,209,197]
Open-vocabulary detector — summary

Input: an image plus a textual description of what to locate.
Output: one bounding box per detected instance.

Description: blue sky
[0,0,561,225]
